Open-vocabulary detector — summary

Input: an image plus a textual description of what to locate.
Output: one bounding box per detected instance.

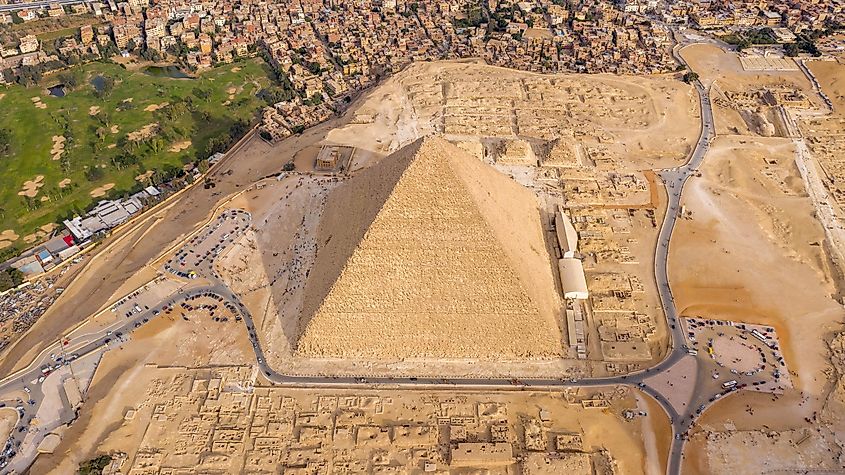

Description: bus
[722,380,738,389]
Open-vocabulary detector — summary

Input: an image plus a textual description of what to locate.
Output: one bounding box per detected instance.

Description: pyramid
[296,136,563,359]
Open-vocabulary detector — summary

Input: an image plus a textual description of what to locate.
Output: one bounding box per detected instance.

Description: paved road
[0,49,716,475]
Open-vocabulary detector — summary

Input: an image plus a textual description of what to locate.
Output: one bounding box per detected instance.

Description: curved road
[0,50,715,475]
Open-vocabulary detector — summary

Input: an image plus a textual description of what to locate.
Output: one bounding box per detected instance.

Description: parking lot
[683,317,791,395]
[165,209,251,279]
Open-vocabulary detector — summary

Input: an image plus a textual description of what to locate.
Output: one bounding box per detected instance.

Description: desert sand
[670,134,844,472]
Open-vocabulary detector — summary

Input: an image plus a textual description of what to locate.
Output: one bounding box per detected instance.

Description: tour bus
[751,329,767,342]
[721,380,738,389]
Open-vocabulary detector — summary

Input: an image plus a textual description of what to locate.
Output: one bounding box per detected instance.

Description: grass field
[0,57,274,250]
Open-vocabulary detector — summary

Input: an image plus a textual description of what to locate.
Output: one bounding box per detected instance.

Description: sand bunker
[18,175,45,197]
[0,93,5,100]
[30,96,47,109]
[231,67,241,72]
[168,140,192,153]
[51,135,66,160]
[110,125,119,134]
[127,123,159,142]
[122,97,133,103]
[58,178,71,188]
[296,136,562,359]
[0,230,19,250]
[143,102,169,112]
[88,106,100,115]
[135,170,154,182]
[23,228,49,244]
[89,182,115,198]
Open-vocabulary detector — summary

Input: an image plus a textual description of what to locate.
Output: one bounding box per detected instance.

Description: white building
[558,257,589,300]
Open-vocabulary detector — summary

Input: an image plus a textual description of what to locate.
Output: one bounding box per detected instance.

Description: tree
[85,166,105,181]
[94,76,115,99]
[78,455,112,475]
[683,71,699,83]
[57,72,79,90]
[0,268,25,292]
[0,128,11,157]
[192,86,211,102]
[784,42,800,57]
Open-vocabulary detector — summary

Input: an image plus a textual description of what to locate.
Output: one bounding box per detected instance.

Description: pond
[47,84,66,97]
[141,65,193,79]
[90,75,106,93]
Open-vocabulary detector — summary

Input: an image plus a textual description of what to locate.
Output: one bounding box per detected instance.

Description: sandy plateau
[669,45,845,474]
[326,60,698,170]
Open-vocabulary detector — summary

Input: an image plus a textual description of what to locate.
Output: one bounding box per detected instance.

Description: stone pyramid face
[296,137,562,359]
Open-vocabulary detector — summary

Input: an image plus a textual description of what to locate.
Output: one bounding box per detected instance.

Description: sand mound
[127,123,159,142]
[168,140,192,153]
[296,136,562,359]
[89,106,100,115]
[89,182,115,198]
[143,102,169,112]
[18,175,45,197]
[58,178,71,188]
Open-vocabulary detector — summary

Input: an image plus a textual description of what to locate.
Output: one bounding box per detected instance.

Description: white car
[23,387,30,393]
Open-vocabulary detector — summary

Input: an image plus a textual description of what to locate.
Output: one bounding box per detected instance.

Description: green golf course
[0,57,274,252]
